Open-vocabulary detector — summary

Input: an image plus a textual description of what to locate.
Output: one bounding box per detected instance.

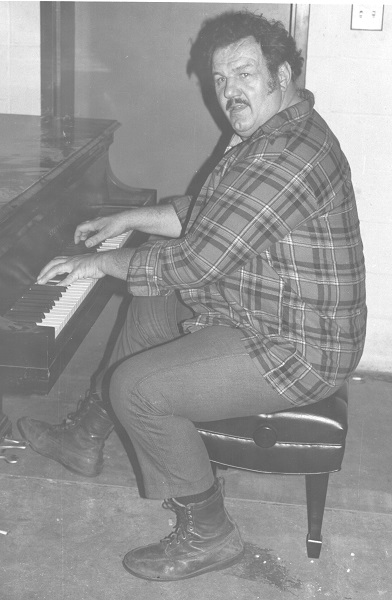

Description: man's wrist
[99,248,135,281]
[97,250,117,277]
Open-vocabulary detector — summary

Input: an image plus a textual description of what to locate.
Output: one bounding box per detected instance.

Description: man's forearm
[126,204,182,238]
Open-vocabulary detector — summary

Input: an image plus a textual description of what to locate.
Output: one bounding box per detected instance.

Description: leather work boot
[122,479,244,581]
[17,391,114,476]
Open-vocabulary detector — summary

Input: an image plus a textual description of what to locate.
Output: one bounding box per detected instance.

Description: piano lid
[0,114,120,220]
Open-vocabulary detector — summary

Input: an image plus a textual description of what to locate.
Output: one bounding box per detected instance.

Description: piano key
[36,232,131,337]
[13,298,56,307]
[8,313,46,322]
[19,296,57,304]
[27,285,66,294]
[3,233,131,338]
[4,233,129,332]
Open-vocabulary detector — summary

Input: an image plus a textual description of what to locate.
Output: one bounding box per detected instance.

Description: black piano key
[21,293,58,299]
[17,300,56,308]
[7,319,45,327]
[23,288,62,295]
[5,285,66,320]
[8,308,47,318]
[27,287,66,300]
[13,304,55,314]
[8,316,46,324]
[15,295,57,304]
[44,283,68,290]
[16,294,57,303]
[5,314,41,324]
[28,284,66,293]
[13,298,57,310]
[48,275,68,283]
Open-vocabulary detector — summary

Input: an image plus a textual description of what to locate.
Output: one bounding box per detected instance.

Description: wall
[74,2,290,199]
[306,4,392,373]
[0,1,40,115]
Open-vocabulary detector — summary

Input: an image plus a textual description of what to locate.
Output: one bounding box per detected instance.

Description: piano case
[0,114,156,395]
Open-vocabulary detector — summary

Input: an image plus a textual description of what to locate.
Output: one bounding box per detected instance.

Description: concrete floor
[1,295,391,599]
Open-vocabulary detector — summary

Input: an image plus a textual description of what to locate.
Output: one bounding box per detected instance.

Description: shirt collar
[227,89,315,149]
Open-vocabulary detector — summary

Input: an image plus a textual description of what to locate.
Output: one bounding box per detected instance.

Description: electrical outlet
[351,5,384,30]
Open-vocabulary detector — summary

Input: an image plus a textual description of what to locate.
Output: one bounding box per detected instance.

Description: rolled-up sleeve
[166,195,193,227]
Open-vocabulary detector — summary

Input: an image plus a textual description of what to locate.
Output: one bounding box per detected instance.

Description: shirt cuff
[166,195,192,227]
[126,239,168,296]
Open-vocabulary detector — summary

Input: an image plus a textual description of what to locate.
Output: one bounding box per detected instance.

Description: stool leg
[305,473,329,559]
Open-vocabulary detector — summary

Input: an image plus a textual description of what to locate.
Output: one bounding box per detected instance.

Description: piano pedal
[0,413,27,464]
[0,453,19,464]
[1,438,28,450]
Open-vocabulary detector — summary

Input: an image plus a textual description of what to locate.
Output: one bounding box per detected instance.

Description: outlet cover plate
[351,5,384,30]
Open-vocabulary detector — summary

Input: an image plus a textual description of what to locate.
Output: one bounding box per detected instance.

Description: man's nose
[224,77,240,98]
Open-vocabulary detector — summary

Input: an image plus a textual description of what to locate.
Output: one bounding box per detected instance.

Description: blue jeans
[107,293,292,499]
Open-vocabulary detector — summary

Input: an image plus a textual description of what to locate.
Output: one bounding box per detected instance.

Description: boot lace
[161,499,195,546]
[54,390,99,430]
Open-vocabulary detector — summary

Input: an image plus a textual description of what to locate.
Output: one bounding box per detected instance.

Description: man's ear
[278,61,292,91]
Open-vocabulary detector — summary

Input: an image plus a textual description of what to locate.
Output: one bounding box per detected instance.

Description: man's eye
[241,72,250,78]
[215,77,225,86]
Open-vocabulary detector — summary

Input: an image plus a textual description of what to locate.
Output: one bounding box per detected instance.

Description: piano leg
[0,391,27,536]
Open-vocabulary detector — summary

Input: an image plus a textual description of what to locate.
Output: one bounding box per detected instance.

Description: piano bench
[195,383,348,559]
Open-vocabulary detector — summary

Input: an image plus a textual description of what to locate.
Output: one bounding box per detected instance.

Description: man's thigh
[112,293,193,359]
[110,325,292,423]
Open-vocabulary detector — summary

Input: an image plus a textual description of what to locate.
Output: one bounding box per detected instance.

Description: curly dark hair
[187,11,303,83]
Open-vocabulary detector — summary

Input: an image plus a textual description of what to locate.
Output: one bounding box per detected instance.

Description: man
[18,12,366,581]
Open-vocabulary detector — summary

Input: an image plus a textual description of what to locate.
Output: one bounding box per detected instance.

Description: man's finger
[74,220,98,244]
[84,232,107,248]
[37,258,68,282]
[37,261,71,285]
[55,272,78,288]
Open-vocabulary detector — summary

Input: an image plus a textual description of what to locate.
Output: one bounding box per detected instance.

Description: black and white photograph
[0,1,390,598]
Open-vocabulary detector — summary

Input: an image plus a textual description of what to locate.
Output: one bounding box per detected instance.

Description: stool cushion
[195,383,348,475]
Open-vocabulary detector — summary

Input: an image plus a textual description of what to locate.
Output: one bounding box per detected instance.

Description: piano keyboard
[5,232,131,338]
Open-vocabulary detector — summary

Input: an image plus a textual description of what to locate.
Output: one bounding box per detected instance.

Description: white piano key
[37,232,132,337]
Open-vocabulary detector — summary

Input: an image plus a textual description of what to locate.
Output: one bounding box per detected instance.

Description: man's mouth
[226,99,249,113]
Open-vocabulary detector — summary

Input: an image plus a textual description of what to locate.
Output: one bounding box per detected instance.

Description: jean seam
[132,351,250,417]
[163,294,183,339]
[127,391,178,497]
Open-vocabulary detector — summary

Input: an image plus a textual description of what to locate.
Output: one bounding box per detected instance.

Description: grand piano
[0,114,156,405]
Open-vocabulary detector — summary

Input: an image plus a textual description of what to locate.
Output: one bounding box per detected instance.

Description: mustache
[226,98,249,111]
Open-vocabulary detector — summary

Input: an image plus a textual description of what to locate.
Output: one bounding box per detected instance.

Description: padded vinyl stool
[195,383,348,558]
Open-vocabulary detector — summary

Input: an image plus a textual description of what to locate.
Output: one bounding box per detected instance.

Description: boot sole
[122,548,245,581]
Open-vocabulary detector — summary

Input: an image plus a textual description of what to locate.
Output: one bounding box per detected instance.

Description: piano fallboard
[0,114,156,394]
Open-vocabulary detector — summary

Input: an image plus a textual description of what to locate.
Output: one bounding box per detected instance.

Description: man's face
[212,36,283,139]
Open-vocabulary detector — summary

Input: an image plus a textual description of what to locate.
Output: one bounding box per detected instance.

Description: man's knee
[109,355,170,422]
[109,358,136,418]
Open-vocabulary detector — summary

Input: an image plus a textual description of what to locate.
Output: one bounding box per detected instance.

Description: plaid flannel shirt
[127,90,366,405]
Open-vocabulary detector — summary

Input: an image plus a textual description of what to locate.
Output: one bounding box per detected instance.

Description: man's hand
[74,212,133,248]
[75,204,183,247]
[36,253,106,287]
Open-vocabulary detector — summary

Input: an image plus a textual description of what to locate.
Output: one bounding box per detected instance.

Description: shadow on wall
[184,20,233,199]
